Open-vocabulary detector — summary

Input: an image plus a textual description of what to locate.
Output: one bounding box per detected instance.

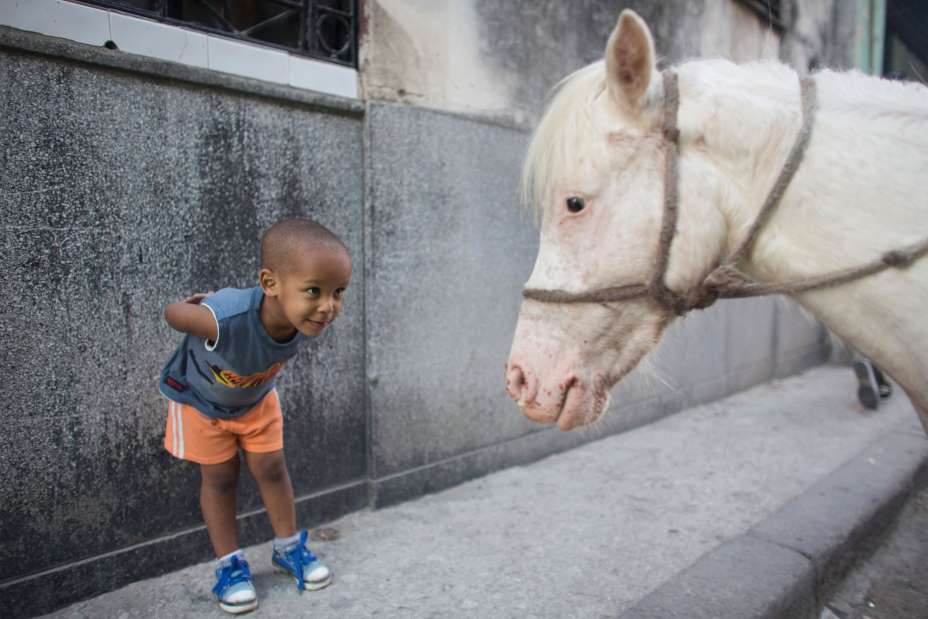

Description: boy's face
[265,246,352,337]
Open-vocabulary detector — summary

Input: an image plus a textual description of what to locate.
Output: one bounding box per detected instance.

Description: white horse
[505,9,928,433]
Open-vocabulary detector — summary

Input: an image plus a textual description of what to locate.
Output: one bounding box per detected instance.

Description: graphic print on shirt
[209,361,287,389]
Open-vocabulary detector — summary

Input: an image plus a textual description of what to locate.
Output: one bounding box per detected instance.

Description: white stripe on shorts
[176,404,185,459]
[170,402,179,457]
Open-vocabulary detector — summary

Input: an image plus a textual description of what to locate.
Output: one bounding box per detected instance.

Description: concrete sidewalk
[44,366,927,619]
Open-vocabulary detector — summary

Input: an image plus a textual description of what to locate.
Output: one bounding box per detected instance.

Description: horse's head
[506,10,729,430]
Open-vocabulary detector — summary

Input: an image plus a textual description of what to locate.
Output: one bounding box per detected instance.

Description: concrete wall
[0,1,857,615]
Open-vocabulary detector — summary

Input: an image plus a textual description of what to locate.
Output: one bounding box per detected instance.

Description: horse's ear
[604,10,657,113]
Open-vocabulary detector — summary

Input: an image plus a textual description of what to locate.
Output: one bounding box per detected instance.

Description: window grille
[736,0,785,31]
[77,0,357,67]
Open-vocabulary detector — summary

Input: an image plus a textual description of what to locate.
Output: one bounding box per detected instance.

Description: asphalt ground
[824,479,928,619]
[42,365,924,619]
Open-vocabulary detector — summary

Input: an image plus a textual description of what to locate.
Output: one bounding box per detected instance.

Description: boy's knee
[252,453,287,484]
[201,462,239,495]
[204,476,238,496]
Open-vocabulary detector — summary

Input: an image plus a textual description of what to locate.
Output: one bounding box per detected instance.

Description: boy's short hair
[260,218,348,273]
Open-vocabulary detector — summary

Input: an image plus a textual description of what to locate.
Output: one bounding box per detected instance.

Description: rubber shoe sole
[273,562,332,591]
[218,598,258,615]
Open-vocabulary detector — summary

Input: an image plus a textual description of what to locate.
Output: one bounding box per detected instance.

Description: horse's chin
[557,386,611,431]
[557,340,654,431]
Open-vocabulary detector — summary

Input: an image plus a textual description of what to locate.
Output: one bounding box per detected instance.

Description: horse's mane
[815,68,928,127]
[683,59,928,127]
[522,56,928,220]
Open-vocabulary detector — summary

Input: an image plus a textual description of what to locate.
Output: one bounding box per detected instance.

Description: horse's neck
[683,63,928,275]
[676,61,805,258]
[689,62,928,405]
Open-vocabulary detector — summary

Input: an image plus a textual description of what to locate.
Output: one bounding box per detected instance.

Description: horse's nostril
[506,365,526,401]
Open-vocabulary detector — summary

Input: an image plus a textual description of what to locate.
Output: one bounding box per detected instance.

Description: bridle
[523,71,928,315]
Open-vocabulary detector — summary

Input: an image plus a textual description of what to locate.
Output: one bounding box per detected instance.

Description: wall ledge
[0,25,364,117]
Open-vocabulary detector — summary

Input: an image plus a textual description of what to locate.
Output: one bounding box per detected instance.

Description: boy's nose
[320,297,337,314]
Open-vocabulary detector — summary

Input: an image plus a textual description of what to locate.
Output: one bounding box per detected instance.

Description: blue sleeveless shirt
[159,287,305,419]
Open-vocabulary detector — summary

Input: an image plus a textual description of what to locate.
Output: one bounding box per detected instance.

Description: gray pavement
[44,366,925,619]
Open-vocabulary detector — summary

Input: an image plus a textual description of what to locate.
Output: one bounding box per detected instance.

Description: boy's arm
[163,293,219,342]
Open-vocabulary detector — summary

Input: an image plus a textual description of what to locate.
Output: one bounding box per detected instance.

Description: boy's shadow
[251,566,289,593]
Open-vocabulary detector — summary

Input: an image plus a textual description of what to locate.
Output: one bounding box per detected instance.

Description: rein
[523,70,928,315]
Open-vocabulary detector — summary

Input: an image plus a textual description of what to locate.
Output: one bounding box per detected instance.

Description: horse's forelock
[522,60,670,221]
[521,61,607,220]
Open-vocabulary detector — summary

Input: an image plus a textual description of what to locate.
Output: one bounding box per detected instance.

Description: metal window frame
[73,0,357,67]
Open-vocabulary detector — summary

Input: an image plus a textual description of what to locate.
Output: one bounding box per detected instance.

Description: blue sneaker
[271,529,332,591]
[212,555,258,614]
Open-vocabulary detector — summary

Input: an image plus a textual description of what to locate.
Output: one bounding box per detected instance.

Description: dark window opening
[884,0,928,83]
[75,0,358,67]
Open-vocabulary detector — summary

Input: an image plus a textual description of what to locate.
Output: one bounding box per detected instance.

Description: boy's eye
[307,287,320,297]
[334,288,345,298]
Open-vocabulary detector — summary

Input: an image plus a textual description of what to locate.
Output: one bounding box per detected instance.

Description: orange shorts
[163,390,283,464]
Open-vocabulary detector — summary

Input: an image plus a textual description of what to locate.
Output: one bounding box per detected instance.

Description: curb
[619,420,928,619]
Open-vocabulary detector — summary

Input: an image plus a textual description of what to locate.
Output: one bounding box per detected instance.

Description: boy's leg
[244,450,296,538]
[233,391,330,590]
[164,401,256,612]
[200,455,242,557]
[202,459,259,614]
[248,450,331,590]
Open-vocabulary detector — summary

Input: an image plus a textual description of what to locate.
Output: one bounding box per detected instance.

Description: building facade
[0,1,878,615]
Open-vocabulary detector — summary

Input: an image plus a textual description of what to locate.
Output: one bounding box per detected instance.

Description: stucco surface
[0,48,366,584]
[361,0,859,123]
[362,0,704,123]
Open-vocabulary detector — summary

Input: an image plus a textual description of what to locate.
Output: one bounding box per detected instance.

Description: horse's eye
[566,197,585,213]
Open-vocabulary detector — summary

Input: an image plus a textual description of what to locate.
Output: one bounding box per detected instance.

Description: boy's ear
[259,268,280,296]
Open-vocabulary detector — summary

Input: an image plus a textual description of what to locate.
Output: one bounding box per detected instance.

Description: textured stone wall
[0,42,366,615]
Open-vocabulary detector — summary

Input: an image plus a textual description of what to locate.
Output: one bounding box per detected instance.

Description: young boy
[159,218,352,614]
